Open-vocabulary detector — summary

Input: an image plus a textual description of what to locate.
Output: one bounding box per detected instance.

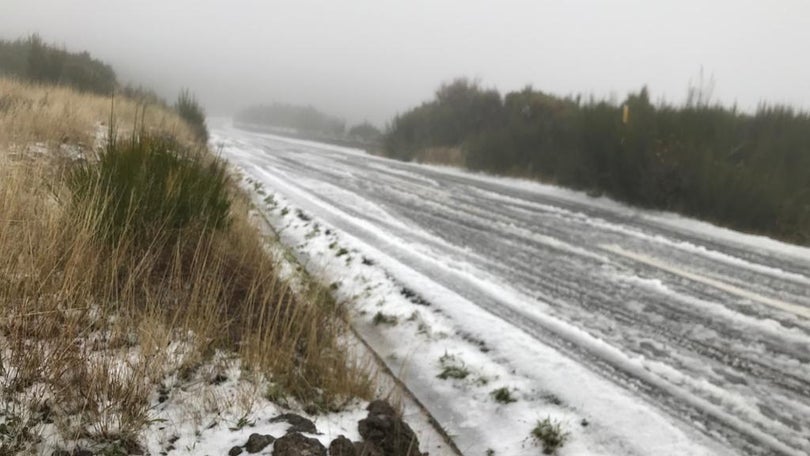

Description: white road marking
[601,243,810,320]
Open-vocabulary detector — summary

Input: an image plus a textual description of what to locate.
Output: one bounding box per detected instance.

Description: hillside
[0,35,116,94]
[0,77,437,455]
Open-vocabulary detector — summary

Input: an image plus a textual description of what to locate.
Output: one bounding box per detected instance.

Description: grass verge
[0,77,371,453]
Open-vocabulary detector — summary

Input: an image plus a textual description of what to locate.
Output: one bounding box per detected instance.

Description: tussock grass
[490,387,517,404]
[531,417,569,455]
[68,131,231,246]
[0,77,195,149]
[372,311,398,326]
[436,353,470,380]
[0,77,371,453]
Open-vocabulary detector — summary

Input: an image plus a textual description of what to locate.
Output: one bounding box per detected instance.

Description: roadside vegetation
[532,417,570,455]
[436,353,470,380]
[491,387,517,404]
[0,34,116,94]
[384,78,810,244]
[0,33,210,144]
[175,88,209,143]
[0,75,370,452]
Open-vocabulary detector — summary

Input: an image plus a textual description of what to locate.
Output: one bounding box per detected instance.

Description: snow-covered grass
[0,77,196,149]
[0,84,375,454]
[139,351,370,456]
[235,178,594,455]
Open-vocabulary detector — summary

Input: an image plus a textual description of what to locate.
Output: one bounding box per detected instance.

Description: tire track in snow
[214,125,810,455]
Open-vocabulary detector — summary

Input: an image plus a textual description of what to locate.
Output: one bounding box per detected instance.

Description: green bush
[384,78,501,161]
[69,131,230,247]
[384,80,810,244]
[175,89,209,144]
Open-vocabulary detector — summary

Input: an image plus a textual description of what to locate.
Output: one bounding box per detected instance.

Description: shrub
[175,89,209,143]
[531,417,569,455]
[68,130,230,247]
[348,122,382,143]
[491,387,517,404]
[384,79,810,244]
[384,78,502,161]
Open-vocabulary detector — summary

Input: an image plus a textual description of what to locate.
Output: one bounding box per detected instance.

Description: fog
[2,0,808,124]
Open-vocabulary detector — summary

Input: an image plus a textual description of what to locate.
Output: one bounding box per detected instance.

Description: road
[213,123,810,455]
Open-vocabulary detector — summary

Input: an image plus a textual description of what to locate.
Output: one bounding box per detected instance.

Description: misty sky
[2,0,809,125]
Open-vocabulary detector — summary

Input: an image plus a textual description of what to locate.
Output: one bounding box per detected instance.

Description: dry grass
[414,146,465,166]
[0,77,195,149]
[0,77,371,453]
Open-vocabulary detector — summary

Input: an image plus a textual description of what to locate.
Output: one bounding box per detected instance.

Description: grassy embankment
[384,79,810,244]
[0,77,371,453]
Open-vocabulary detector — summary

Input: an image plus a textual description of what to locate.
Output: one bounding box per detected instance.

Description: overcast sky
[2,0,808,124]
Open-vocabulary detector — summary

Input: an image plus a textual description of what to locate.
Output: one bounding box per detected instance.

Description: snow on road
[212,121,810,456]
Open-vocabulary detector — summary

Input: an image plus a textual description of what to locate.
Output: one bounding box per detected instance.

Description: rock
[245,433,275,453]
[228,446,243,456]
[273,432,326,456]
[74,450,94,456]
[580,418,589,427]
[366,400,396,417]
[269,412,318,434]
[358,400,423,456]
[353,441,382,456]
[328,435,356,456]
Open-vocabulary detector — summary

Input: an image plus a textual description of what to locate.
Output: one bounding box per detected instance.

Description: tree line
[384,79,810,244]
[0,34,210,144]
[0,34,117,94]
[236,103,347,137]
